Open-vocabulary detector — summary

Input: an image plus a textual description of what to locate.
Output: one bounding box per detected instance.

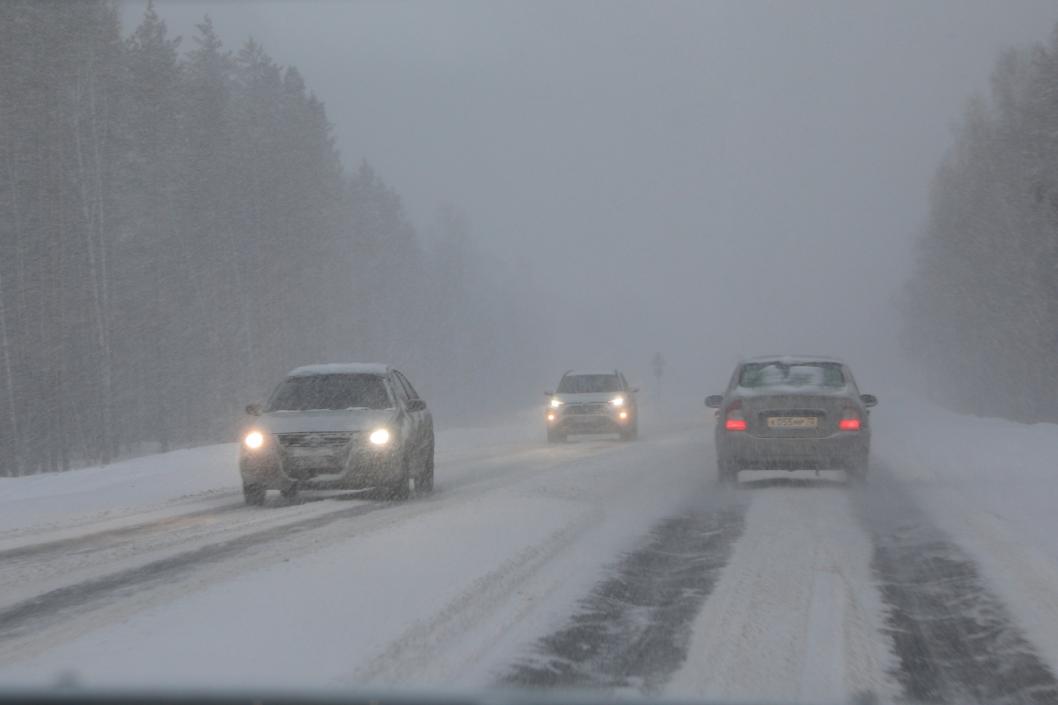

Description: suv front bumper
[547,408,634,435]
[240,442,404,490]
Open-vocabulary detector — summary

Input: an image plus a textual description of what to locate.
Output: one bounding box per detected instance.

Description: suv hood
[257,409,397,434]
[554,392,623,404]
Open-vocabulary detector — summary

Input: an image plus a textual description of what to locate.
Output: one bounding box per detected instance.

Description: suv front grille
[276,432,356,449]
[565,403,610,415]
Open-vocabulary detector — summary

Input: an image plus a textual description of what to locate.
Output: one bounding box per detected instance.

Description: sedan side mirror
[860,394,878,408]
[406,399,427,412]
[705,395,724,408]
[245,403,263,416]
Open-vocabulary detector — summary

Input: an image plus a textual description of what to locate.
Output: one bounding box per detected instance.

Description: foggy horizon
[122,0,1058,393]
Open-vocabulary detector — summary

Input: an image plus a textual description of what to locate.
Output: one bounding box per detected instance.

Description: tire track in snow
[666,480,898,703]
[0,439,630,616]
[498,502,746,693]
[0,492,392,610]
[858,469,1058,704]
[346,504,610,686]
[0,442,593,564]
[0,434,685,664]
[0,501,246,563]
[0,502,384,645]
[0,433,624,562]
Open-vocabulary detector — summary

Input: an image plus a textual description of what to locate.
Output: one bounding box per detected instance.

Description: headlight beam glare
[244,430,265,450]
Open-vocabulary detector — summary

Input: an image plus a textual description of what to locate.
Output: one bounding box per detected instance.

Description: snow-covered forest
[0,1,532,475]
[904,26,1058,422]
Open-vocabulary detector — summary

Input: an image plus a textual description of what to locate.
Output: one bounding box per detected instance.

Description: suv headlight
[549,398,563,409]
[244,430,266,450]
[369,428,392,446]
[610,396,625,407]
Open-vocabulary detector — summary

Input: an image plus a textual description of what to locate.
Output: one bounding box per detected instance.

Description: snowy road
[3,404,1058,704]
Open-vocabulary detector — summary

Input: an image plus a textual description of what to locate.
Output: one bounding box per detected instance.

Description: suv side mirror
[860,394,878,408]
[406,399,427,412]
[705,395,724,409]
[245,403,263,416]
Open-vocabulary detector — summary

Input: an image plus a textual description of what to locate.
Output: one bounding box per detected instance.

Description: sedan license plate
[767,416,818,429]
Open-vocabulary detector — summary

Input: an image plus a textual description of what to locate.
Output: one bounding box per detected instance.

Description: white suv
[545,369,639,442]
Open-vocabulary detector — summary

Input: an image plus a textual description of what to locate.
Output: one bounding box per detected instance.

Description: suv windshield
[738,362,846,390]
[558,374,622,394]
[267,374,391,411]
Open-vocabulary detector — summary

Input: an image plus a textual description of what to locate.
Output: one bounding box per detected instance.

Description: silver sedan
[706,356,877,483]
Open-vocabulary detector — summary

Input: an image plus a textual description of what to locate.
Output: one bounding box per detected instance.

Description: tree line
[903,24,1058,422]
[0,1,533,475]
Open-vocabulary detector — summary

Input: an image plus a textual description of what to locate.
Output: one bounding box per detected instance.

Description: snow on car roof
[286,363,390,377]
[741,354,845,365]
[563,369,619,377]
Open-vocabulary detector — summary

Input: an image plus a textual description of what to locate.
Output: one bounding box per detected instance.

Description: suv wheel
[280,484,299,501]
[418,442,435,494]
[389,479,411,500]
[387,455,412,501]
[243,483,266,506]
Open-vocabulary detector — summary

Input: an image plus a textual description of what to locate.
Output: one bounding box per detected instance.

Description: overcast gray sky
[125,0,1058,394]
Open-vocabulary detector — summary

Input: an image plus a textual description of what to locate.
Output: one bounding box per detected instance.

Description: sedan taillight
[724,400,746,432]
[839,408,861,431]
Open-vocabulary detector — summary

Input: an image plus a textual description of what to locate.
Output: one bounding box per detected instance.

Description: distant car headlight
[369,428,392,446]
[549,398,563,409]
[610,396,626,407]
[243,430,266,450]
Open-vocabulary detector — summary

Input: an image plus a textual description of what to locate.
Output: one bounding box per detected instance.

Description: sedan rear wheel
[717,457,739,485]
[847,454,870,484]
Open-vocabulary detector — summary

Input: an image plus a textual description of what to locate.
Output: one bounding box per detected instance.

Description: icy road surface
[3,399,1058,704]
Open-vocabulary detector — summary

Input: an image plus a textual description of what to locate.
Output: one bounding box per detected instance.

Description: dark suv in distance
[545,370,639,442]
[706,356,877,484]
[239,364,434,504]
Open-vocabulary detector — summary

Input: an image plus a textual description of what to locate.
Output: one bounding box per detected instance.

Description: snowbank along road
[3,399,1058,705]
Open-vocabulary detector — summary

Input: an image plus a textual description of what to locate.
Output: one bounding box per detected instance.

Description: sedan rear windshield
[267,374,392,411]
[738,362,845,390]
[558,374,622,394]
